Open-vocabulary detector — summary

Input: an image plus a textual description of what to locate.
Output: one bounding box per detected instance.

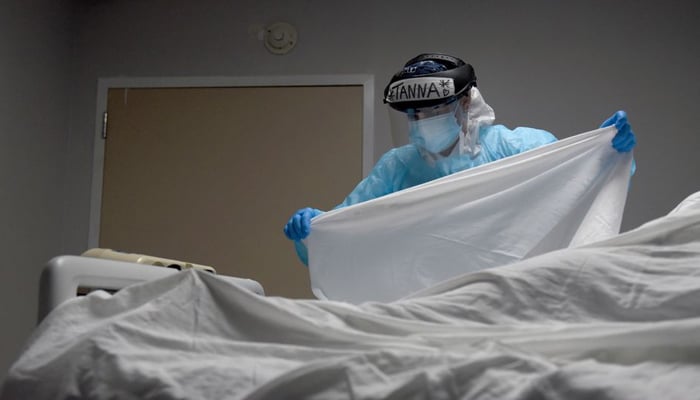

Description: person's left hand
[600,110,636,153]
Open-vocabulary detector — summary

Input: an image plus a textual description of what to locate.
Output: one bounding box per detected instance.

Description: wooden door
[99,86,363,298]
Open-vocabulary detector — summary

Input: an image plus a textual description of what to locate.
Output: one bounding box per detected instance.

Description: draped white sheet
[309,126,633,303]
[3,191,700,400]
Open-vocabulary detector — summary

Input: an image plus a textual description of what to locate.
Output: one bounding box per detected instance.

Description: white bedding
[3,192,700,399]
[310,126,633,303]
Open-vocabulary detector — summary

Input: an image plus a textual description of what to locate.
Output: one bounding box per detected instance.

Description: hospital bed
[38,254,265,322]
[3,123,700,399]
[3,191,699,399]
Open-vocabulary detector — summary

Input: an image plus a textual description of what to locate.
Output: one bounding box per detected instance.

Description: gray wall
[3,0,699,376]
[0,1,73,376]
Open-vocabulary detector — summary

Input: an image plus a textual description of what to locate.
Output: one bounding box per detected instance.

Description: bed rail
[38,255,264,322]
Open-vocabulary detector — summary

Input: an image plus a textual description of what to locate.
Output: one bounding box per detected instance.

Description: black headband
[383,56,476,112]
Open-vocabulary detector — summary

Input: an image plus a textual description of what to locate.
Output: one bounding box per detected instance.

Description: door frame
[88,75,375,248]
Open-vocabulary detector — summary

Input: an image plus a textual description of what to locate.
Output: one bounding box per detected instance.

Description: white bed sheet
[3,192,700,399]
[309,126,633,303]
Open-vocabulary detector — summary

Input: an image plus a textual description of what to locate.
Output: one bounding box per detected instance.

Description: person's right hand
[283,207,323,240]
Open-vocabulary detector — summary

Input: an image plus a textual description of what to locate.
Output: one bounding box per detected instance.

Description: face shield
[388,99,458,147]
[388,105,411,148]
[388,87,495,159]
[406,100,462,154]
[382,53,495,158]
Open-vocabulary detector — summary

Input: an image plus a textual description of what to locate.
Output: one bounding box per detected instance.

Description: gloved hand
[283,207,323,240]
[600,110,636,153]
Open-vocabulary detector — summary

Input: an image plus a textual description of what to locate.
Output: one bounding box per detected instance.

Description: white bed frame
[38,255,265,322]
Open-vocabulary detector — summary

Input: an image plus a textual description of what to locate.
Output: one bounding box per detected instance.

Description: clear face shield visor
[407,99,460,121]
[388,88,494,157]
[388,99,463,154]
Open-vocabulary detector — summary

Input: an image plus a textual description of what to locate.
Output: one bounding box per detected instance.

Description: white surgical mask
[408,111,461,154]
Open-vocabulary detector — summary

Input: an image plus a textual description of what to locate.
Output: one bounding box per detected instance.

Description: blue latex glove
[600,110,636,153]
[283,207,323,240]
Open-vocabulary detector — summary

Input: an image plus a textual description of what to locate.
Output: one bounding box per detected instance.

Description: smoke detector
[263,22,297,55]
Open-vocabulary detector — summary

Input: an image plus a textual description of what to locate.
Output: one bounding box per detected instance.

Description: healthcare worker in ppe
[284,53,636,265]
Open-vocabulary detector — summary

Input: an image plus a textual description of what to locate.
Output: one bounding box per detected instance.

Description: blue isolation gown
[294,124,557,265]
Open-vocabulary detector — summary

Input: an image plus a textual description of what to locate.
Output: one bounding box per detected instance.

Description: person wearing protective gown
[284,53,636,266]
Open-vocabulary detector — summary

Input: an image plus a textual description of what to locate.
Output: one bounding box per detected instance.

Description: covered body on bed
[3,191,700,399]
[5,128,699,399]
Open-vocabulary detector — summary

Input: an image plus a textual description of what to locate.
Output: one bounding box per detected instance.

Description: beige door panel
[100,86,363,298]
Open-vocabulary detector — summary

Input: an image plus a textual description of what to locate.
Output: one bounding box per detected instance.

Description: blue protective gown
[337,124,556,208]
[294,124,558,265]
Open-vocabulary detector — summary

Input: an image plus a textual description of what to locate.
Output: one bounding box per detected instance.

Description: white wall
[3,0,700,377]
[0,1,73,376]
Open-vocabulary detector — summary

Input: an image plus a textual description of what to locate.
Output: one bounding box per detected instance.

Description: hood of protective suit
[459,87,495,157]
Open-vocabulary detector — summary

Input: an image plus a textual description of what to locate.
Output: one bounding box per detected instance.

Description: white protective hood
[459,86,494,156]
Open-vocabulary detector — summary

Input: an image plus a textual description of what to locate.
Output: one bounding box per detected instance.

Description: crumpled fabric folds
[308,126,633,303]
[4,191,700,399]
